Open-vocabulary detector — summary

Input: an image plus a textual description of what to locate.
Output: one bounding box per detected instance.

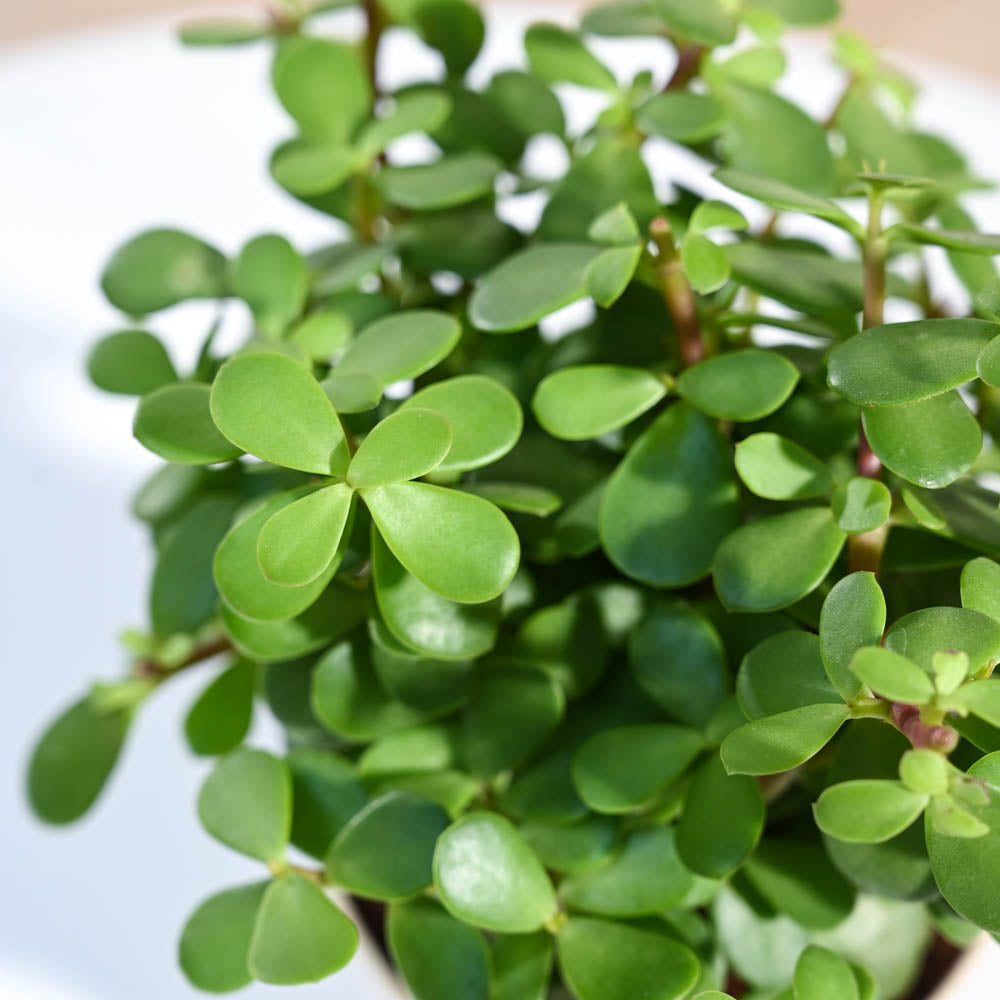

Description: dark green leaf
[636,92,725,144]
[492,932,553,1000]
[819,572,885,702]
[524,23,618,92]
[287,748,368,859]
[721,704,849,775]
[413,0,485,76]
[184,659,255,756]
[794,946,859,1000]
[374,153,500,210]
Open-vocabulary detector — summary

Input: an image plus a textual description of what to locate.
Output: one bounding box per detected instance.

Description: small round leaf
[134,383,243,465]
[348,409,453,488]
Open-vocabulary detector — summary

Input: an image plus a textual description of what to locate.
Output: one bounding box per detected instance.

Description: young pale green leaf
[961,557,1000,621]
[828,319,997,405]
[364,481,519,603]
[721,704,849,775]
[358,91,453,156]
[899,748,950,796]
[257,483,354,587]
[524,23,618,92]
[681,233,730,294]
[248,872,358,984]
[134,383,243,465]
[676,754,764,879]
[197,748,291,862]
[588,202,640,244]
[178,882,268,993]
[977,334,1000,387]
[585,244,642,306]
[271,36,370,141]
[932,651,969,696]
[287,748,368,860]
[88,329,177,395]
[814,780,928,844]
[348,409,452,488]
[358,724,458,777]
[27,695,131,824]
[211,353,347,474]
[714,507,845,613]
[653,0,735,44]
[820,572,886,701]
[851,646,935,704]
[863,391,982,489]
[401,374,522,472]
[101,228,228,315]
[957,680,1000,729]
[832,477,892,533]
[289,308,351,361]
[794,946,859,1000]
[468,243,604,333]
[372,531,499,659]
[532,365,667,441]
[325,791,449,900]
[572,724,704,814]
[179,18,269,45]
[735,433,833,500]
[601,404,739,587]
[927,795,991,838]
[374,153,500,210]
[335,309,461,384]
[689,199,749,235]
[636,92,725,143]
[270,138,361,197]
[557,917,700,1000]
[434,812,557,932]
[232,234,308,338]
[560,826,694,917]
[492,933,552,1000]
[184,659,255,756]
[676,350,799,421]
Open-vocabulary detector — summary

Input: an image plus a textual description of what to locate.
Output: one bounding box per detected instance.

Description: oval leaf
[814,780,928,844]
[348,409,453,488]
[134,383,243,465]
[88,329,177,395]
[721,704,849,775]
[676,349,799,421]
[735,432,833,500]
[819,572,886,702]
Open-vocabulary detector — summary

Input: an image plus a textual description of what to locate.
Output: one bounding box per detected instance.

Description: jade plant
[27,0,1000,997]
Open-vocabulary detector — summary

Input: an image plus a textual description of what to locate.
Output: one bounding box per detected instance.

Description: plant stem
[665,43,704,91]
[362,0,383,96]
[133,635,231,682]
[650,216,703,367]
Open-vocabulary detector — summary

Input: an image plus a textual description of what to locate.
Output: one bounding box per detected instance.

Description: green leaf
[977,334,1000,387]
[885,606,1000,673]
[682,233,730,294]
[754,0,840,26]
[87,329,177,395]
[524,23,618,92]
[232,234,308,338]
[486,70,565,138]
[522,816,618,874]
[738,631,842,720]
[400,374,522,472]
[492,933,553,1000]
[557,917,700,1000]
[636,92,725,144]
[653,0,736,44]
[359,724,459,777]
[961,557,1000,621]
[179,18,269,45]
[561,826,694,917]
[735,433,833,500]
[582,0,670,37]
[178,882,268,992]
[957,680,1000,728]
[248,871,358,983]
[850,646,934,704]
[412,0,485,75]
[469,243,604,333]
[271,37,370,141]
[461,668,564,776]
[358,91,453,156]
[887,223,1000,254]
[197,748,291,862]
[348,409,452,488]
[629,604,729,727]
[814,780,928,844]
[388,899,490,1000]
[571,724,704,814]
[676,350,799,421]
[460,482,561,517]
[27,695,130,824]
[819,573,886,702]
[184,659,255,756]
[101,228,227,315]
[588,202,640,244]
[270,137,361,197]
[374,153,500,210]
[134,383,242,465]
[721,704,849,775]
[676,754,764,879]
[689,200,749,235]
[336,309,461,384]
[532,365,667,441]
[287,748,368,859]
[601,404,739,587]
[364,481,519,603]
[827,319,997,405]
[326,790,449,900]
[794,946,859,1000]
[322,372,383,413]
[585,245,642,306]
[832,477,891,533]
[211,353,347,474]
[862,391,982,489]
[434,812,557,932]
[257,483,353,587]
[372,531,500,659]
[714,507,845,613]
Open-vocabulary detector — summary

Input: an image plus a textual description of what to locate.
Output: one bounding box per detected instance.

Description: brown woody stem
[651,216,703,368]
[133,636,231,682]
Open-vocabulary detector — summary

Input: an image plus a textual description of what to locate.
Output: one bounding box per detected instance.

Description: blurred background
[3,2,1000,999]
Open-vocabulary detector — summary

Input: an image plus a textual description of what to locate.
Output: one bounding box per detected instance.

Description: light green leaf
[87,329,177,395]
[248,872,358,983]
[814,780,928,844]
[721,704,849,775]
[714,45,786,88]
[794,946,859,1000]
[358,91,453,156]
[714,507,845,613]
[134,383,242,465]
[636,92,725,144]
[289,309,352,361]
[585,244,642,306]
[460,482,561,517]
[887,223,1000,254]
[232,234,308,338]
[434,812,557,932]
[321,372,383,413]
[401,374,522,472]
[582,0,672,37]
[487,69,565,138]
[961,557,1000,621]
[524,23,618,92]
[197,748,291,862]
[588,202,640,244]
[348,409,452,488]
[689,199,749,235]
[958,680,1000,729]
[653,0,736,44]
[819,573,886,702]
[257,483,354,587]
[977,334,1000,387]
[522,816,617,875]
[885,606,1000,673]
[682,233,730,294]
[532,365,667,441]
[850,646,935,704]
[832,477,892,534]
[211,353,347,474]
[754,0,840,26]
[184,659,255,757]
[899,749,950,796]
[676,350,799,421]
[374,153,500,210]
[179,18,270,45]
[735,433,833,500]
[270,137,361,197]
[358,724,458,777]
